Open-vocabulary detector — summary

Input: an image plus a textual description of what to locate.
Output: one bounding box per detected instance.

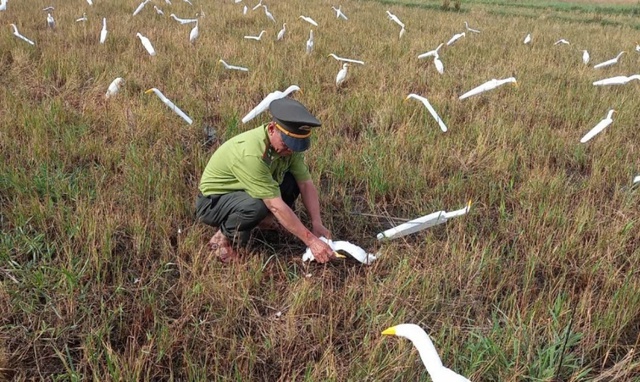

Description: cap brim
[281,132,310,152]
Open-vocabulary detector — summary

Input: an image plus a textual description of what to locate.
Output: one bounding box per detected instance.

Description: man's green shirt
[199,125,311,199]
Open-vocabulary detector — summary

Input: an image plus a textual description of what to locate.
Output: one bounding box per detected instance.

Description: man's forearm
[265,198,317,246]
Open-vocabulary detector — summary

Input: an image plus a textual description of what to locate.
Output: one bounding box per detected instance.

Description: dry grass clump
[1,0,639,380]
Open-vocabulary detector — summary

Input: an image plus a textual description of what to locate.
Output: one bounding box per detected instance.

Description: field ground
[1,0,639,380]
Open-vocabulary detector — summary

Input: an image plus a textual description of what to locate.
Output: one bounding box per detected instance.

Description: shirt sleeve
[231,156,281,199]
[288,153,311,182]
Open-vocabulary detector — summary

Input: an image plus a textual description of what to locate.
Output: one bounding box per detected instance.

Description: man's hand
[312,222,331,240]
[309,237,335,263]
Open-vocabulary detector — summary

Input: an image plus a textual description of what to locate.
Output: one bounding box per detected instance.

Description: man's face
[269,124,294,156]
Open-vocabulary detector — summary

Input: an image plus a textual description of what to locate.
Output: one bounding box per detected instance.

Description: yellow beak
[334,252,346,259]
[144,89,154,94]
[381,327,397,336]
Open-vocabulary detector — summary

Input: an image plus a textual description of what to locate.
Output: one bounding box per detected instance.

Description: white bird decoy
[263,5,276,23]
[189,21,199,44]
[47,13,55,29]
[243,5,248,15]
[86,0,93,5]
[234,0,242,3]
[10,24,35,45]
[241,85,301,124]
[554,39,570,45]
[133,0,150,16]
[405,93,447,132]
[523,33,531,44]
[244,30,266,40]
[386,10,405,29]
[328,53,365,65]
[382,324,472,382]
[146,88,193,125]
[300,15,318,26]
[446,32,465,46]
[252,0,262,11]
[593,51,625,69]
[464,21,480,33]
[418,43,443,59]
[582,50,590,65]
[99,18,107,44]
[580,109,615,143]
[633,175,640,184]
[154,6,164,15]
[636,43,640,52]
[332,6,348,20]
[170,14,198,24]
[218,59,249,72]
[433,55,444,74]
[0,0,6,11]
[42,6,54,11]
[306,30,314,54]
[377,201,471,240]
[302,237,377,265]
[136,33,156,56]
[183,0,193,5]
[165,0,172,4]
[105,77,124,99]
[399,26,406,39]
[336,63,349,87]
[459,77,517,100]
[277,23,286,41]
[76,13,88,22]
[593,74,640,86]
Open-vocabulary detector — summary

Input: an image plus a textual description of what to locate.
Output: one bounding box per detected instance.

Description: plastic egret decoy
[377,201,471,240]
[243,5,247,15]
[252,0,262,11]
[189,22,199,44]
[459,77,517,100]
[386,10,405,29]
[99,18,107,44]
[10,24,35,45]
[263,5,275,23]
[0,0,7,11]
[633,175,640,185]
[332,6,348,20]
[299,15,318,26]
[244,30,266,40]
[433,55,444,74]
[464,21,480,33]
[382,324,472,382]
[105,78,124,99]
[170,14,198,24]
[136,33,156,56]
[76,13,88,22]
[593,75,640,86]
[145,88,193,125]
[582,50,590,65]
[47,13,55,29]
[554,39,570,45]
[42,6,54,11]
[241,85,301,124]
[405,93,448,133]
[523,33,531,44]
[133,0,150,16]
[154,6,164,15]
[335,63,349,87]
[306,30,314,54]
[328,53,364,65]
[302,237,377,265]
[446,32,465,46]
[86,0,93,5]
[277,23,286,41]
[218,59,249,72]
[593,51,625,69]
[418,43,443,59]
[580,109,615,143]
